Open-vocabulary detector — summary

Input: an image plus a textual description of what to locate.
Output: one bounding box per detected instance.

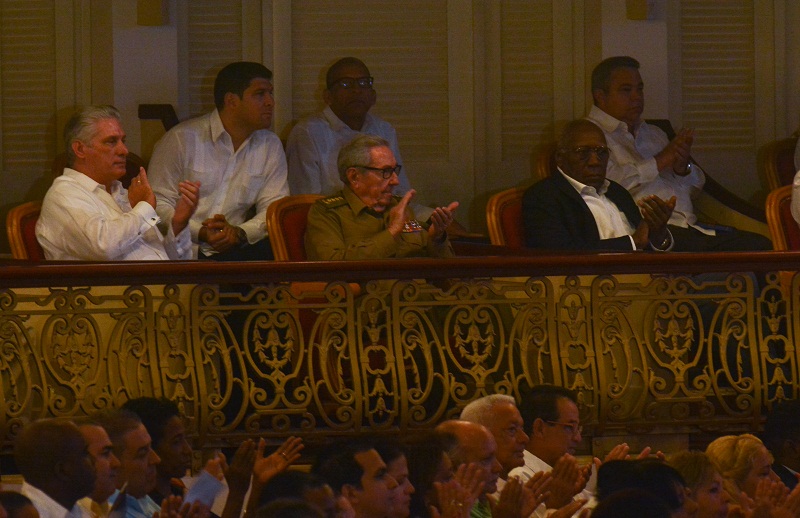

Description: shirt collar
[322,105,377,133]
[63,168,122,195]
[558,167,610,195]
[209,109,228,143]
[342,185,376,216]
[587,105,637,135]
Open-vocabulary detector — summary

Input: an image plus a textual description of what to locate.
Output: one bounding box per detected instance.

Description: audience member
[36,105,199,260]
[586,55,772,251]
[669,451,729,518]
[0,492,38,518]
[76,420,121,518]
[285,58,413,203]
[373,441,415,518]
[705,433,775,505]
[14,419,96,518]
[792,169,800,236]
[304,135,457,260]
[460,395,528,483]
[120,398,193,504]
[763,399,800,489]
[313,439,398,518]
[523,119,675,251]
[508,385,589,512]
[148,61,289,261]
[92,409,166,518]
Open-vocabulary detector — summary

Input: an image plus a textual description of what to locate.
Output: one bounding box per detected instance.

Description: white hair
[460,394,517,426]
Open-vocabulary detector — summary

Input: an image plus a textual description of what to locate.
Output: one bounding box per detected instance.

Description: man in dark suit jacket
[523,119,676,251]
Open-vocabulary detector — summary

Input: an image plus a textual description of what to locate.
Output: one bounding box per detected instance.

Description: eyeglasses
[353,165,402,179]
[328,76,374,90]
[545,421,583,436]
[570,146,609,161]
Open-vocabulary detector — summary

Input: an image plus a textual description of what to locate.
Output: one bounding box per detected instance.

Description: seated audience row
[7,393,799,518]
[33,54,773,262]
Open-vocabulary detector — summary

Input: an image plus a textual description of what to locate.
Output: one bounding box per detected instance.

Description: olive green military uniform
[304,187,454,260]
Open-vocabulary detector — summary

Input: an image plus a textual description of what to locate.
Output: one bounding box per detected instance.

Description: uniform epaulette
[320,195,347,209]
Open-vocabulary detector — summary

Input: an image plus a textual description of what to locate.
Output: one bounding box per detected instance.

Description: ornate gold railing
[1,249,798,455]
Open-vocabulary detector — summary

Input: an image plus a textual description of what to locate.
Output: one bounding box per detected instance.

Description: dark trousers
[199,238,275,261]
[668,225,773,252]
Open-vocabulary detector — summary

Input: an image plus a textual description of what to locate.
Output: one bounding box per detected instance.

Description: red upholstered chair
[6,201,45,260]
[762,136,799,191]
[486,187,526,248]
[266,195,324,261]
[766,185,799,251]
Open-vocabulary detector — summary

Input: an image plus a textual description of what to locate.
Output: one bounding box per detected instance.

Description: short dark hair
[402,431,457,518]
[597,459,687,512]
[556,119,605,156]
[591,56,640,95]
[122,397,181,448]
[326,57,370,89]
[518,384,577,430]
[214,61,273,110]
[312,438,375,493]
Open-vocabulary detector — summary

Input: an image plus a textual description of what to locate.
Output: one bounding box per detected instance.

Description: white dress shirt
[36,169,192,261]
[586,105,707,231]
[507,450,596,517]
[147,109,289,256]
[286,106,412,196]
[559,169,637,250]
[22,481,92,518]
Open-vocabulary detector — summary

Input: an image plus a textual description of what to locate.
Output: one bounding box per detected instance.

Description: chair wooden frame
[765,185,796,251]
[762,136,798,191]
[486,186,526,247]
[6,201,43,260]
[266,194,324,261]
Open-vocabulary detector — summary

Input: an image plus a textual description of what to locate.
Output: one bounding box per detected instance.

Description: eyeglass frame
[545,421,583,436]
[568,146,610,162]
[351,164,402,180]
[327,76,374,90]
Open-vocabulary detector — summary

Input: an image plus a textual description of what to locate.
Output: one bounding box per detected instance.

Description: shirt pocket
[188,169,219,198]
[233,171,265,209]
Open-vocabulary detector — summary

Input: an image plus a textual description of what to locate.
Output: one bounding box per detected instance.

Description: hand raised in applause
[128,167,156,210]
[172,180,200,235]
[429,202,459,243]
[387,190,416,237]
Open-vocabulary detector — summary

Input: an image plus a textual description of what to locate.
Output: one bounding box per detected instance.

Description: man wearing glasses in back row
[304,134,458,260]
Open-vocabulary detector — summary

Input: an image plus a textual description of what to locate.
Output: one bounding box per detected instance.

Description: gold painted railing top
[1,249,798,455]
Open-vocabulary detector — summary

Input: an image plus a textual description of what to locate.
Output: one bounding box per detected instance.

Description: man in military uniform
[304,134,459,260]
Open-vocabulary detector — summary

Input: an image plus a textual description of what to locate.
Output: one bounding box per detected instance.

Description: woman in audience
[670,451,729,518]
[705,434,776,503]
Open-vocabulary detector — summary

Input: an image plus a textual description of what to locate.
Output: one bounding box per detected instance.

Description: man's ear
[592,88,605,107]
[223,91,240,111]
[531,418,546,438]
[72,140,87,160]
[345,167,360,186]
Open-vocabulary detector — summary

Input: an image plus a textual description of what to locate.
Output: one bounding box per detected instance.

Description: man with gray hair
[304,134,458,260]
[460,395,529,482]
[36,105,200,260]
